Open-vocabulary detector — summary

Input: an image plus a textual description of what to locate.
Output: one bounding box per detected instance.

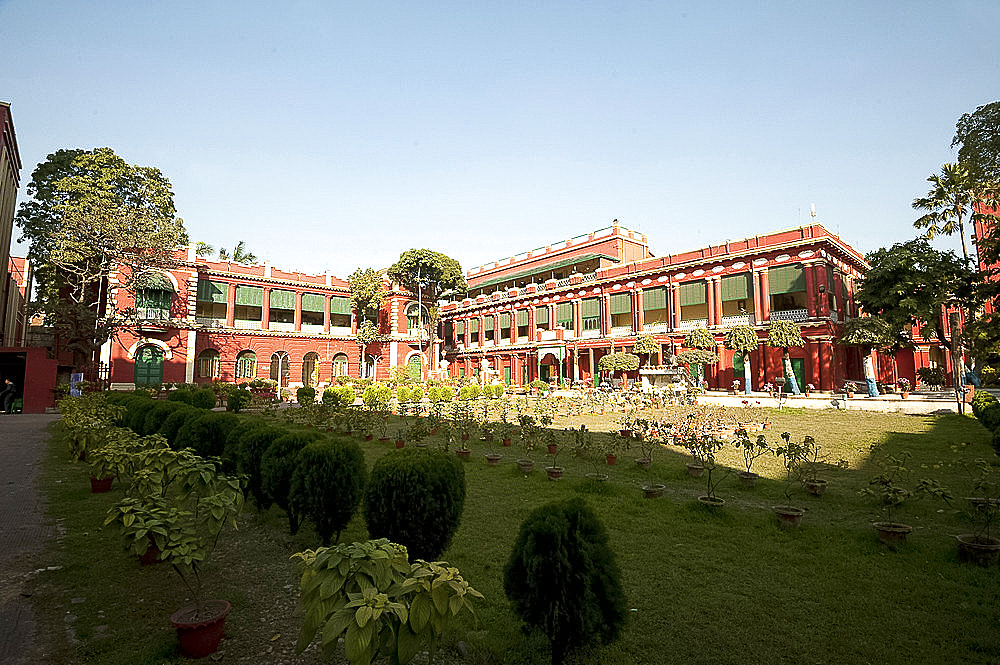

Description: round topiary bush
[972,390,999,421]
[261,430,326,534]
[191,386,218,409]
[503,497,627,665]
[364,447,466,561]
[125,396,159,433]
[980,403,1000,433]
[290,438,368,545]
[141,401,186,436]
[174,411,241,459]
[167,388,194,405]
[157,404,201,447]
[296,386,316,406]
[231,421,286,511]
[226,388,252,413]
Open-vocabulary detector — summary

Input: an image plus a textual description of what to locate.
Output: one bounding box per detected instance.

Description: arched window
[302,352,319,387]
[197,349,221,379]
[364,354,377,380]
[406,302,428,332]
[407,354,422,380]
[235,351,257,380]
[332,353,349,378]
[270,351,290,387]
[136,271,174,320]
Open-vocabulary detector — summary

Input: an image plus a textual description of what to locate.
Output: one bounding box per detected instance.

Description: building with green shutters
[437,223,873,392]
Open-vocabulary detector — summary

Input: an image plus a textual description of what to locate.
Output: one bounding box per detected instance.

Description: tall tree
[386,249,467,338]
[681,328,718,387]
[15,148,187,367]
[913,163,999,263]
[632,333,660,367]
[766,320,804,395]
[954,101,1000,182]
[348,268,387,379]
[855,239,980,350]
[724,324,759,395]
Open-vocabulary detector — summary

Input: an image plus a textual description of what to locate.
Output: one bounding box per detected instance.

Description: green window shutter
[721,274,748,301]
[197,280,227,303]
[470,319,479,333]
[484,316,495,332]
[679,282,706,306]
[330,296,352,315]
[556,302,573,326]
[234,285,263,306]
[456,321,465,334]
[535,306,549,325]
[137,289,171,309]
[500,312,511,328]
[642,287,667,311]
[517,310,528,326]
[301,293,325,312]
[581,298,600,318]
[841,275,850,297]
[609,292,631,315]
[269,289,296,309]
[768,265,806,295]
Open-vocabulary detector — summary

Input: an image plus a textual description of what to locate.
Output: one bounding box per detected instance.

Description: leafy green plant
[261,430,326,535]
[732,428,770,476]
[296,386,316,406]
[503,498,627,665]
[859,447,950,524]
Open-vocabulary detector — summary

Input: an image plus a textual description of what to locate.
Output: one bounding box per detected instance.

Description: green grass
[31,409,1000,664]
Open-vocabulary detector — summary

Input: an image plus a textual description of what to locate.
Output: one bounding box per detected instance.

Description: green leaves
[766,319,804,350]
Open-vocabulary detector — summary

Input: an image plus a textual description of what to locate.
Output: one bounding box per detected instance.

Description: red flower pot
[90,476,113,493]
[605,454,617,466]
[171,600,231,659]
[395,440,405,449]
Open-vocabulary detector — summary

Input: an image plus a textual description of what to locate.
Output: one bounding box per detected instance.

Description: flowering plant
[897,378,911,390]
[762,382,775,393]
[842,381,858,393]
[805,383,815,391]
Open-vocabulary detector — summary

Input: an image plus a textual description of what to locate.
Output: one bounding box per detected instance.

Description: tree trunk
[782,350,800,395]
[863,349,880,396]
[742,352,752,395]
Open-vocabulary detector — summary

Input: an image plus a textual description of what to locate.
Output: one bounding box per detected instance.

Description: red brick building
[102,245,435,391]
[438,223,870,391]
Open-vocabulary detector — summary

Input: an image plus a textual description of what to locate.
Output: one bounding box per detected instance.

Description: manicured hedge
[290,438,368,545]
[157,405,205,448]
[364,447,466,561]
[141,401,187,436]
[261,430,326,535]
[231,421,287,511]
[173,411,241,459]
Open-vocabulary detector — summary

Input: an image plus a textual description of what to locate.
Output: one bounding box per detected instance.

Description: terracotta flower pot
[394,440,405,449]
[455,449,471,460]
[737,471,758,488]
[502,438,512,447]
[547,443,558,455]
[773,505,805,529]
[635,457,652,470]
[605,454,617,466]
[545,466,564,480]
[686,463,705,477]
[803,479,828,496]
[171,600,231,659]
[90,476,113,493]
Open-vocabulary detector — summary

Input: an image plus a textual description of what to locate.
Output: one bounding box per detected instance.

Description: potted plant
[957,459,1000,566]
[106,447,243,657]
[773,432,808,528]
[545,438,564,480]
[859,447,949,548]
[516,414,538,472]
[804,383,814,397]
[798,436,849,497]
[632,418,658,469]
[897,377,911,399]
[842,381,857,398]
[600,431,626,466]
[732,428,770,488]
[682,435,727,507]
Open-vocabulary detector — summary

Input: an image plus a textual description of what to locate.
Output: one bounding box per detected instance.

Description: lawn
[29,406,1000,665]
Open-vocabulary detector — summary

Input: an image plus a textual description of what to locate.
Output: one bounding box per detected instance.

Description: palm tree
[195,241,214,258]
[218,240,258,264]
[724,324,759,395]
[766,320,804,395]
[913,163,998,264]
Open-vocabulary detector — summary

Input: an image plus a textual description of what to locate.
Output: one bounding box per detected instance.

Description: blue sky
[3,1,997,279]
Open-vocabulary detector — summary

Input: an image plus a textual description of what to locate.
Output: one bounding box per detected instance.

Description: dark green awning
[471,252,616,291]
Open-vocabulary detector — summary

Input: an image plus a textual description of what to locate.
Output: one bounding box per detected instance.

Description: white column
[185,330,197,383]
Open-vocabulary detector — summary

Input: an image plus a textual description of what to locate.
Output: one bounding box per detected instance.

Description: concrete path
[0,414,59,665]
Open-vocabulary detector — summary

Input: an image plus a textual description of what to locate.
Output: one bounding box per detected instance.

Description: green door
[134,345,164,387]
[733,353,745,389]
[789,358,805,391]
[504,365,511,385]
[407,355,422,380]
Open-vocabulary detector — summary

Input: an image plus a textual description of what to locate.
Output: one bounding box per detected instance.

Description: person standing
[1,379,15,414]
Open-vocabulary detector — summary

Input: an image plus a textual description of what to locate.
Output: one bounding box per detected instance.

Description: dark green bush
[290,438,368,545]
[231,421,286,511]
[993,428,1000,456]
[141,401,186,436]
[363,447,466,560]
[174,411,241,460]
[192,386,218,409]
[167,388,194,405]
[972,390,999,421]
[296,386,316,405]
[125,396,159,433]
[504,497,627,665]
[226,388,252,413]
[980,403,1000,433]
[157,405,201,447]
[261,430,326,535]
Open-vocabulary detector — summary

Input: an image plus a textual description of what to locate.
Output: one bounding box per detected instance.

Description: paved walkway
[0,414,59,665]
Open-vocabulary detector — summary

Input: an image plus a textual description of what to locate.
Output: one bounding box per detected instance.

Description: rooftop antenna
[810,203,816,220]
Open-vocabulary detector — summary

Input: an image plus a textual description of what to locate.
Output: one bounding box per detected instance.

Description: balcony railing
[269,322,295,332]
[136,307,170,320]
[642,322,670,333]
[608,326,633,337]
[770,309,808,322]
[678,319,708,331]
[196,317,226,328]
[720,315,751,327]
[234,319,261,330]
